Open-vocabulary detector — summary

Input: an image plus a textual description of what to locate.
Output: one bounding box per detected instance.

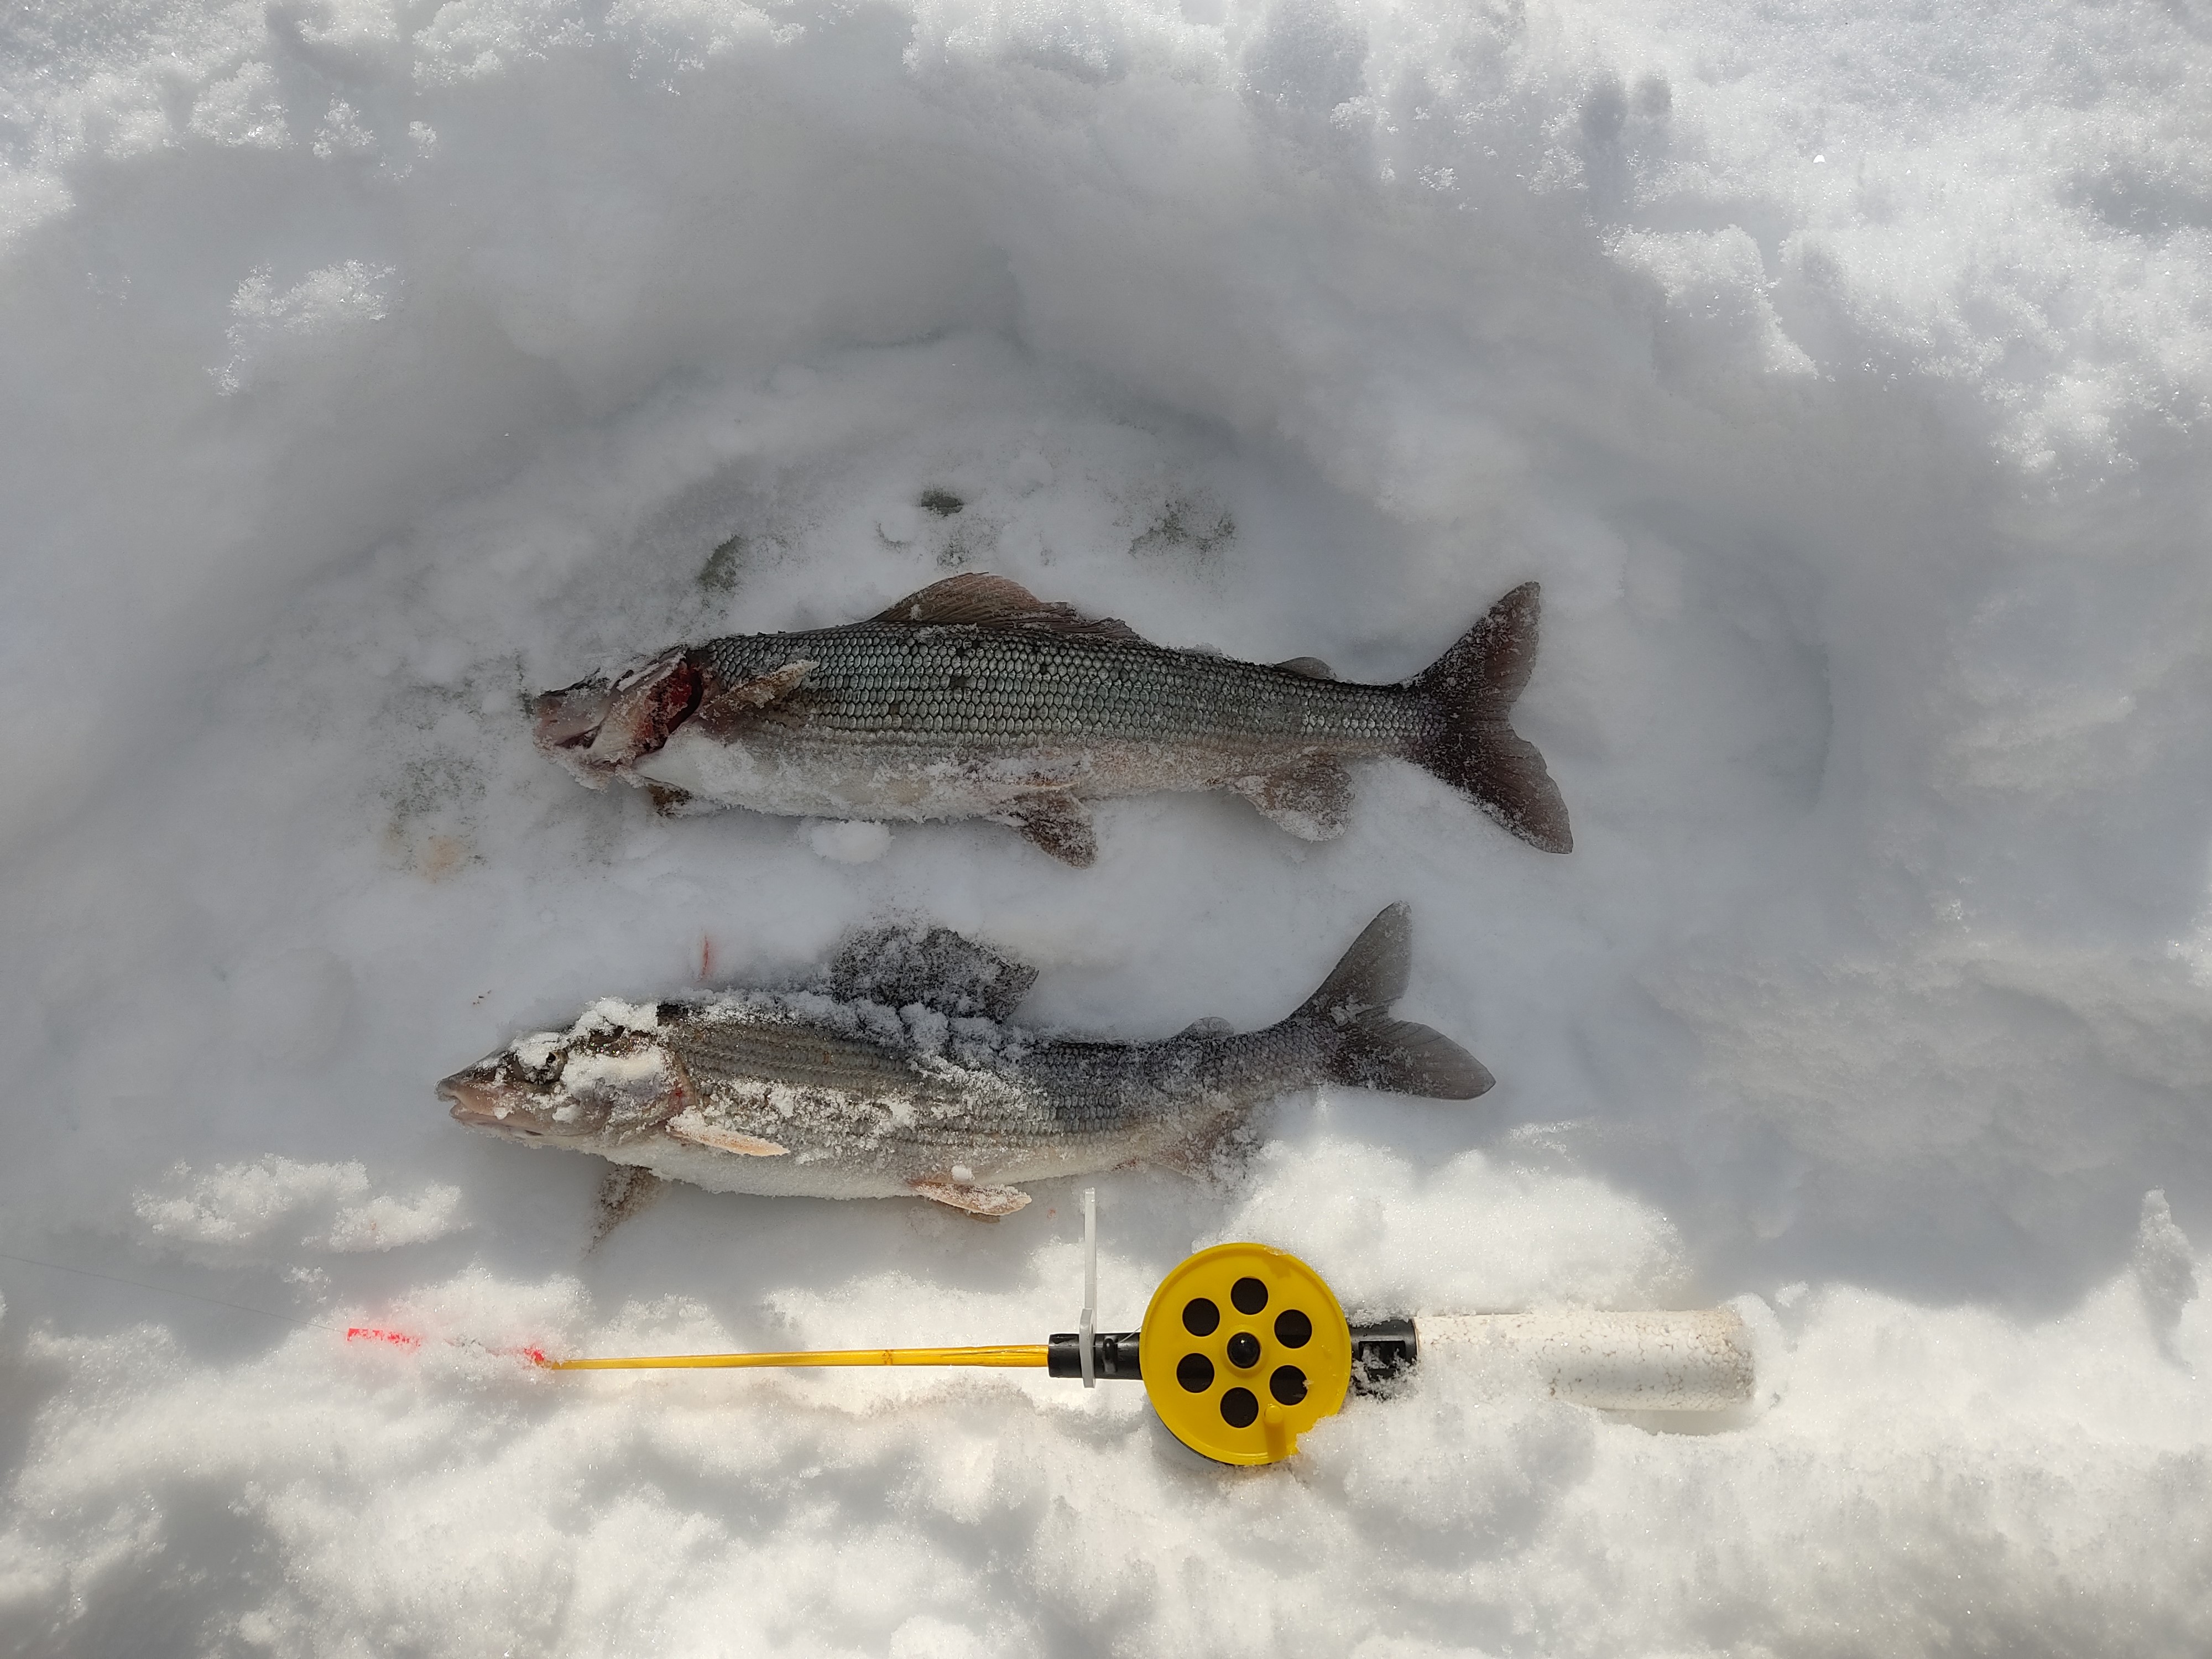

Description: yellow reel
[1137,1243,1352,1466]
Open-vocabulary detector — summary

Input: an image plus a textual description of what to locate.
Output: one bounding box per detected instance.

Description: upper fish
[530,573,1572,865]
[437,905,1491,1215]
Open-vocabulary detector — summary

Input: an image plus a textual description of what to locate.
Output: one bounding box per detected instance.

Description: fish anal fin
[1229,754,1352,841]
[692,659,817,738]
[868,574,1146,644]
[1275,655,1335,680]
[997,792,1097,867]
[666,1110,789,1157]
[826,924,1038,1020]
[910,1177,1031,1217]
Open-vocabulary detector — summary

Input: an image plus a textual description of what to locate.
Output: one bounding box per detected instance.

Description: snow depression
[2,0,2209,1653]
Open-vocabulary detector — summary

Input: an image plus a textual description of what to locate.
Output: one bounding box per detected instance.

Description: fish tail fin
[1294,904,1494,1100]
[1406,582,1573,853]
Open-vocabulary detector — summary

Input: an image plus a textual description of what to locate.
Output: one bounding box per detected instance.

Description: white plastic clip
[1079,1187,1097,1389]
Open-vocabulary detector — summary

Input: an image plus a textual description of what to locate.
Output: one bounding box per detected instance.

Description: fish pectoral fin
[1229,754,1353,841]
[1275,655,1336,680]
[588,1166,669,1251]
[644,782,719,818]
[666,1111,789,1157]
[867,573,1146,644]
[691,659,817,737]
[995,792,1098,867]
[910,1177,1032,1217]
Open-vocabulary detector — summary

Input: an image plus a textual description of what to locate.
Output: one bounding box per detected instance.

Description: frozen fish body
[530,573,1571,864]
[439,907,1491,1215]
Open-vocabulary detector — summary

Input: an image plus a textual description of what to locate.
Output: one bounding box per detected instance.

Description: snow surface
[4,0,2211,1651]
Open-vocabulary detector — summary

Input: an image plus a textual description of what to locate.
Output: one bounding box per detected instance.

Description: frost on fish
[528,573,1572,863]
[438,908,1494,1213]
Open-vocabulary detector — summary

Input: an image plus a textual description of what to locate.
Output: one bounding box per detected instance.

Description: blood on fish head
[440,1000,689,1150]
[531,649,701,784]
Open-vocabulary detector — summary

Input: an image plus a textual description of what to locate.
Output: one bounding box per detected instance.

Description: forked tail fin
[1295,904,1494,1100]
[1406,583,1573,853]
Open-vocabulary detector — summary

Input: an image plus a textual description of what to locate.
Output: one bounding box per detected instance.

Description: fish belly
[595,1137,926,1199]
[635,728,1250,822]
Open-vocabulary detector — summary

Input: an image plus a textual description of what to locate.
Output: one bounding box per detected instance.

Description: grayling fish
[438,906,1490,1215]
[531,573,1571,865]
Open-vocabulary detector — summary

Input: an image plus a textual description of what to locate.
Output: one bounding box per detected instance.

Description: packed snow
[3,0,2210,1652]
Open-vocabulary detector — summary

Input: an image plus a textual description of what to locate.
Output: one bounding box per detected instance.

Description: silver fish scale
[701,626,1425,753]
[661,998,1331,1162]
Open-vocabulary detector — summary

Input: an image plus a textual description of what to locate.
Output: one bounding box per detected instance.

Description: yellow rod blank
[540,1343,1050,1372]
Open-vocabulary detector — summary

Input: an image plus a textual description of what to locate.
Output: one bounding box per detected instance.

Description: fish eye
[509,1051,565,1087]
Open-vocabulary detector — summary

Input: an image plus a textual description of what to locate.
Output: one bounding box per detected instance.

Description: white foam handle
[1415,1308,1754,1411]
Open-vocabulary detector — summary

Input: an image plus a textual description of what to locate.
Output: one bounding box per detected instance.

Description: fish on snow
[531,574,1572,865]
[439,905,1491,1215]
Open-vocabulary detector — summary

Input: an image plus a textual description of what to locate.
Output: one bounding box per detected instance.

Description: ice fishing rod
[520,1192,1757,1467]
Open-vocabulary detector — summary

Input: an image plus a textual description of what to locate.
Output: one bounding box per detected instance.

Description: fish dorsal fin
[1275,655,1335,680]
[1179,1016,1234,1038]
[866,574,1146,643]
[824,921,1040,1021]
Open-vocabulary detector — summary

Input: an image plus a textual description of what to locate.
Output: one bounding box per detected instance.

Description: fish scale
[702,627,1421,752]
[661,1001,1293,1153]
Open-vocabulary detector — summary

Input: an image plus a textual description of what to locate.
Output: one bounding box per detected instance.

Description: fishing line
[0,1246,351,1338]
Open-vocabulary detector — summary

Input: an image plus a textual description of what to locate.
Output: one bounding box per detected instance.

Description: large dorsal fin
[822,921,1039,1020]
[865,573,1147,644]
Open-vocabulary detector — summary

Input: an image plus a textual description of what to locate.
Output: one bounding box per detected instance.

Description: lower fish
[530,573,1571,865]
[438,905,1490,1215]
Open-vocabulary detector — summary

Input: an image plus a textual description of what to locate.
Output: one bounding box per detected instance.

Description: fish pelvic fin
[1293,903,1495,1101]
[911,1177,1032,1217]
[1405,582,1572,853]
[994,791,1097,867]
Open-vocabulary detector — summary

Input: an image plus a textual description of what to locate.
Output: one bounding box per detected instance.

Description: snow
[2,0,2210,1651]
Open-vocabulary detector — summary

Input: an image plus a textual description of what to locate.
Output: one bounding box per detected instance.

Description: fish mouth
[531,653,701,778]
[439,1072,544,1135]
[531,682,613,754]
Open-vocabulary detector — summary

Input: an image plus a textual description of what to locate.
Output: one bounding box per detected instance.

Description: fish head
[440,1000,688,1150]
[532,649,701,784]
